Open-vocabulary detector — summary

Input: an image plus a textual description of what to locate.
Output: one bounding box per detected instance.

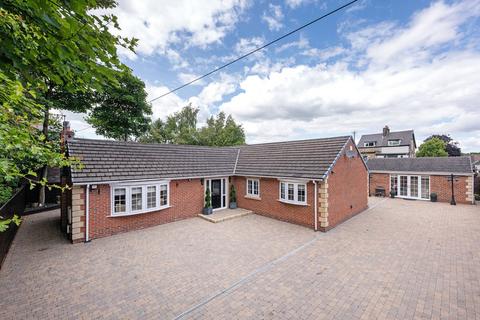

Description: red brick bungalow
[367,157,474,204]
[61,136,368,243]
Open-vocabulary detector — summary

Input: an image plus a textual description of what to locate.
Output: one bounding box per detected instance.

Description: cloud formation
[101,0,250,59]
[262,4,284,31]
[217,1,480,151]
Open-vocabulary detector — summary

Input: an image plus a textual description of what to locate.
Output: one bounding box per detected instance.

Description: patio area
[0,198,479,319]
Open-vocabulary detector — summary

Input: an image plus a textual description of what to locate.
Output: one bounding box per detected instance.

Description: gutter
[85,184,90,242]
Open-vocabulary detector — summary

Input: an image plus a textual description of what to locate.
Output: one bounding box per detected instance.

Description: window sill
[109,205,171,217]
[277,199,308,206]
[244,195,261,200]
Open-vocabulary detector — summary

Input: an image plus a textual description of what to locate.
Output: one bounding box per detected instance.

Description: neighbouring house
[367,157,475,204]
[471,155,480,174]
[358,126,416,159]
[61,136,368,243]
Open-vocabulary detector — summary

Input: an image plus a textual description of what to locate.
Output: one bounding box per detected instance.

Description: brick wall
[369,173,473,204]
[82,179,204,241]
[233,177,315,228]
[326,141,369,230]
[430,175,472,204]
[369,173,390,196]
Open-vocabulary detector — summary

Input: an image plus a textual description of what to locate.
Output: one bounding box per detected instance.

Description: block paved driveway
[1,198,479,320]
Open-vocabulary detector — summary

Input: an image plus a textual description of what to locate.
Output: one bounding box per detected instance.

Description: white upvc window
[113,188,127,214]
[246,178,260,197]
[111,181,170,216]
[279,181,307,205]
[388,139,401,146]
[364,141,376,147]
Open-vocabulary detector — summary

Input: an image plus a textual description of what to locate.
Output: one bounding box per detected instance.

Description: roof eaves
[322,136,350,180]
[369,170,473,176]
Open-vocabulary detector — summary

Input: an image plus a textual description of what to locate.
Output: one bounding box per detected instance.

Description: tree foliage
[140,104,199,144]
[0,1,134,221]
[140,105,245,146]
[416,137,448,157]
[87,70,152,141]
[198,112,245,146]
[424,134,461,157]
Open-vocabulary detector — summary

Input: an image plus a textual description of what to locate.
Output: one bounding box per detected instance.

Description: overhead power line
[149,0,359,103]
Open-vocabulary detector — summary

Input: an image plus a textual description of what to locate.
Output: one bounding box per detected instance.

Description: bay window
[279,181,307,205]
[111,181,169,216]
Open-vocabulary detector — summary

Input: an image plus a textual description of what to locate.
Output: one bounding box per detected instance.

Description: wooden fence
[0,186,26,268]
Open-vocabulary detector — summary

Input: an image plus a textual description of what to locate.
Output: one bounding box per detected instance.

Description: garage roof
[367,157,473,175]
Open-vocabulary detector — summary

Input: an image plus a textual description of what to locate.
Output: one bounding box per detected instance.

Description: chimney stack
[61,121,74,151]
[382,125,390,137]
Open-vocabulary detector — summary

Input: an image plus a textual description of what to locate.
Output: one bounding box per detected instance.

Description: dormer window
[364,141,376,147]
[388,139,401,146]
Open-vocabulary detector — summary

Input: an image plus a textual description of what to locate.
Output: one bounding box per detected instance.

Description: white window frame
[279,181,307,205]
[246,178,260,197]
[389,174,430,200]
[110,181,170,217]
[364,141,376,147]
[387,139,401,146]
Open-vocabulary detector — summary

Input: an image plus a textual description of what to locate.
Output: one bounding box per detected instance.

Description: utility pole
[352,130,356,142]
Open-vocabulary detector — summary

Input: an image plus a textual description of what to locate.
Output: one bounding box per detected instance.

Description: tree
[87,70,152,141]
[139,106,246,146]
[140,104,199,144]
[424,134,461,156]
[0,1,134,221]
[416,138,448,157]
[197,112,245,146]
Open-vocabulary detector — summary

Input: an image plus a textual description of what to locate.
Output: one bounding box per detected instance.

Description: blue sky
[69,0,480,152]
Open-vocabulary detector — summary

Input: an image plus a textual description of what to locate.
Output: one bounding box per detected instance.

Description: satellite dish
[346,150,356,158]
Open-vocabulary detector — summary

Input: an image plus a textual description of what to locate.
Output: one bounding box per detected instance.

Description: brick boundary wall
[369,173,473,204]
[233,177,315,228]
[322,140,368,231]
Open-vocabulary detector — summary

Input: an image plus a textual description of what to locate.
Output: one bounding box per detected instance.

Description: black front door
[211,179,222,209]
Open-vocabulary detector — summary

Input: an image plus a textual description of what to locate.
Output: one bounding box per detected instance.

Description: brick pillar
[318,179,329,230]
[466,176,474,204]
[71,186,86,243]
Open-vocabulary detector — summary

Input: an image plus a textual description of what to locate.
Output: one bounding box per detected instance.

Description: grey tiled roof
[68,139,238,184]
[67,136,351,184]
[366,156,473,175]
[358,130,415,147]
[235,136,351,179]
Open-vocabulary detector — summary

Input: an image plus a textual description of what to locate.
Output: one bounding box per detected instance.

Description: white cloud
[364,1,480,66]
[275,34,310,53]
[285,0,315,9]
[177,72,204,86]
[302,46,346,61]
[218,1,480,151]
[100,0,250,59]
[235,37,265,54]
[146,84,186,120]
[188,74,238,122]
[262,4,284,31]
